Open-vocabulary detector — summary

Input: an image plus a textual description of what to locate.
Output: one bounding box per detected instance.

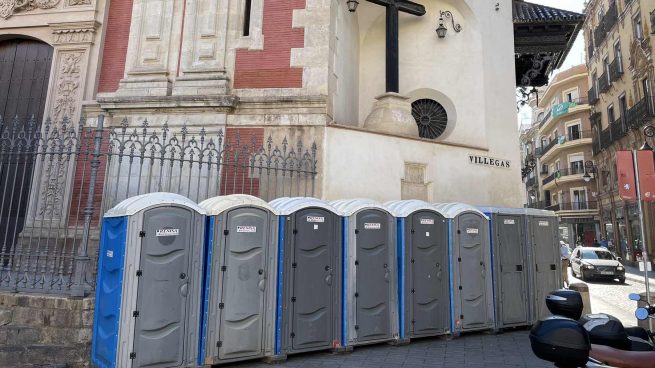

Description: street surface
[221,331,550,368]
[567,267,653,327]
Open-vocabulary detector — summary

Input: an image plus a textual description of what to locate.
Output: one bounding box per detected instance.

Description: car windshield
[580,249,615,260]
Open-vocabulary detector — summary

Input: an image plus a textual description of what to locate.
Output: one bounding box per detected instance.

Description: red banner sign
[617,151,637,200]
[637,150,655,202]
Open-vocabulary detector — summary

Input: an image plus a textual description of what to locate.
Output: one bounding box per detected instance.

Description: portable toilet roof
[524,208,558,217]
[330,199,390,216]
[269,197,338,215]
[199,194,278,215]
[104,192,205,218]
[433,202,489,220]
[476,206,527,216]
[384,200,447,218]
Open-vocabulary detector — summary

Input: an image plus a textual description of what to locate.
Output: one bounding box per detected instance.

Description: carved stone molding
[52,51,84,121]
[68,0,89,5]
[50,21,99,45]
[0,0,60,19]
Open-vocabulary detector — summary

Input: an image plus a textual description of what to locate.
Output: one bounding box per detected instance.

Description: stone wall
[0,293,94,367]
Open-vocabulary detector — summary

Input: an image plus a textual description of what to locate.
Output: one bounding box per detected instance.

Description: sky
[518,0,587,126]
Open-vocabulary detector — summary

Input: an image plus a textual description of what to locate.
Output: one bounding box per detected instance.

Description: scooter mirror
[629,293,642,301]
[636,308,650,321]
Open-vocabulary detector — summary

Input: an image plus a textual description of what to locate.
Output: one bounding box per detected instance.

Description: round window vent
[411,99,448,139]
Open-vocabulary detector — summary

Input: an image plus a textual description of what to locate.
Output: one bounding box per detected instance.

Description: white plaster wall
[356,0,484,145]
[329,0,359,125]
[322,127,521,207]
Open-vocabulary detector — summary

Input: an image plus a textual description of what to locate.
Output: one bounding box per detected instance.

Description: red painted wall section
[220,128,264,196]
[234,0,306,89]
[98,0,134,93]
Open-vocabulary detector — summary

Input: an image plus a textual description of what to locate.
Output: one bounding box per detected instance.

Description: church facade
[85,0,524,206]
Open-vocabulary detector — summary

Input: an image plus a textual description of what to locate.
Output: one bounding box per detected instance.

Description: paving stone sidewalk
[221,330,551,368]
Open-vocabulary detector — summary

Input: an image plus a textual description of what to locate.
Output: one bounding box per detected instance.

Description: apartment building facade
[521,65,600,247]
[584,0,655,264]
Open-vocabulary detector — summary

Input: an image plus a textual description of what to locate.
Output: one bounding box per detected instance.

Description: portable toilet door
[436,203,493,334]
[385,200,450,340]
[331,199,398,346]
[91,193,206,368]
[269,198,342,356]
[526,209,560,320]
[478,207,530,330]
[198,195,279,365]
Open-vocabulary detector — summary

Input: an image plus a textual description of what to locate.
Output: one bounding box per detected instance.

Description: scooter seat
[628,336,654,352]
[625,326,650,341]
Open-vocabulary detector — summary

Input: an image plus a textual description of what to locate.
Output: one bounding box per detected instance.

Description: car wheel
[618,277,625,284]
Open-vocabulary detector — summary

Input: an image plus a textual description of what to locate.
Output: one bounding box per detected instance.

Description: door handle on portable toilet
[325,273,333,286]
[384,269,390,283]
[180,283,189,297]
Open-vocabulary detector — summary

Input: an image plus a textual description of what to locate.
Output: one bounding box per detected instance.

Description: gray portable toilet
[198,195,279,365]
[91,193,206,368]
[330,199,399,347]
[435,203,493,335]
[269,197,342,357]
[477,207,531,330]
[525,209,560,321]
[385,200,450,341]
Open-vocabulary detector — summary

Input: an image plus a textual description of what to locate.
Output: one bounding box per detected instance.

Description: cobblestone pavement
[567,267,647,327]
[220,330,551,368]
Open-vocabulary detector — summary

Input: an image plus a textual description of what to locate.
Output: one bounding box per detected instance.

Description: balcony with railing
[588,86,599,105]
[545,201,599,212]
[626,95,655,129]
[536,138,558,157]
[539,98,589,130]
[593,2,618,47]
[609,58,623,82]
[594,24,608,48]
[526,176,536,188]
[542,167,587,186]
[599,72,611,93]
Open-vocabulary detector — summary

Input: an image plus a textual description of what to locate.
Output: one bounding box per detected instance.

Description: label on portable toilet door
[106,250,113,258]
[539,221,549,227]
[504,219,515,225]
[237,226,257,233]
[365,223,381,230]
[307,216,325,223]
[420,218,435,225]
[466,228,479,234]
[156,228,180,237]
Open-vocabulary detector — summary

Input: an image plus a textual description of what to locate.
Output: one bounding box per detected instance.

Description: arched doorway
[0,38,53,260]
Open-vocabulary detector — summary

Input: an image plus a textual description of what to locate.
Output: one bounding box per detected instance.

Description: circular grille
[411,99,448,139]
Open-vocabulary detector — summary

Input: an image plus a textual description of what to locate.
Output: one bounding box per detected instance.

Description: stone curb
[624,272,655,285]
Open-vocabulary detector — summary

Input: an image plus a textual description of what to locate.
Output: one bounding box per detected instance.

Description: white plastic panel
[384,200,448,218]
[199,194,278,215]
[105,192,205,217]
[330,199,390,217]
[433,203,489,220]
[269,197,338,216]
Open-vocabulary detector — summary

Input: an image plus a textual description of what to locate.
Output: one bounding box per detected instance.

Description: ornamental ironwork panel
[0,115,319,296]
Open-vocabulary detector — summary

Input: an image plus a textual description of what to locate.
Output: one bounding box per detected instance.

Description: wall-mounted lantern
[436,10,462,38]
[347,0,359,12]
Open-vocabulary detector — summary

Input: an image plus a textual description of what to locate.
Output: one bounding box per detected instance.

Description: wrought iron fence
[0,115,318,296]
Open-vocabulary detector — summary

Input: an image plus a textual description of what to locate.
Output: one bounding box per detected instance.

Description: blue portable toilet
[91,193,206,368]
[476,207,531,331]
[385,200,450,341]
[330,199,399,348]
[434,203,493,335]
[269,197,343,358]
[198,194,279,365]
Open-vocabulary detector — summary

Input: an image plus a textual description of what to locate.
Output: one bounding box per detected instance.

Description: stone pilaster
[172,0,230,96]
[116,0,183,97]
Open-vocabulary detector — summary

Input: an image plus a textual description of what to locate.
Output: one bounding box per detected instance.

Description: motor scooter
[530,290,655,367]
[588,293,655,368]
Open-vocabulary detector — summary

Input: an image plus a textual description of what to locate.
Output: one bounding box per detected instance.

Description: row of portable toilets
[91,194,562,368]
